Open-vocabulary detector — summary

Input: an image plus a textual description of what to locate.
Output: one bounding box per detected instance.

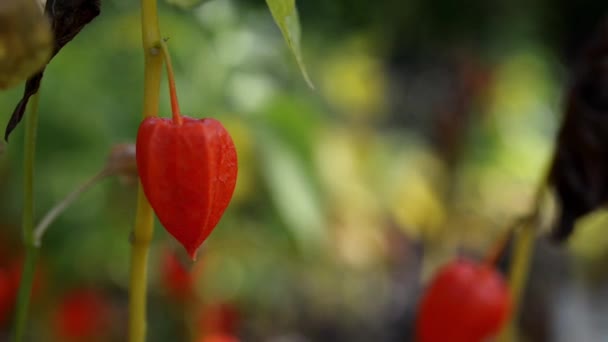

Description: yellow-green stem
[498,222,536,342]
[128,0,162,341]
[12,93,40,342]
[128,189,155,342]
[497,169,547,341]
[508,222,536,312]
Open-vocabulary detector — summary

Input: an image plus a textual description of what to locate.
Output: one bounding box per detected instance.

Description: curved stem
[483,215,532,268]
[128,0,162,341]
[33,169,110,246]
[12,92,40,342]
[498,219,536,342]
[497,170,548,341]
[159,40,182,125]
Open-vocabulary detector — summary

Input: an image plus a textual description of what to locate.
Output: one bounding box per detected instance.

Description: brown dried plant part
[0,0,52,90]
[549,20,608,241]
[4,0,100,141]
[106,143,138,184]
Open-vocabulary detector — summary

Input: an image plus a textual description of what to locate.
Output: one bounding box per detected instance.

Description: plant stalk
[497,173,547,341]
[498,221,535,342]
[12,92,40,342]
[128,0,162,340]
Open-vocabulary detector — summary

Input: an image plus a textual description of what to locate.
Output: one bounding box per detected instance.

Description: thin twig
[33,169,110,246]
[497,164,550,341]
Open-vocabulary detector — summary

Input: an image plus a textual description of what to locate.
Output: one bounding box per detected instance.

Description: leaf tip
[302,71,315,90]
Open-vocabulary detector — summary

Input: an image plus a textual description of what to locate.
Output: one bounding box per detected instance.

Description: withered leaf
[549,20,608,241]
[0,0,53,90]
[5,0,100,141]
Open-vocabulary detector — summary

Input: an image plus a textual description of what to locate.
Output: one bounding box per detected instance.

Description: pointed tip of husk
[186,246,199,261]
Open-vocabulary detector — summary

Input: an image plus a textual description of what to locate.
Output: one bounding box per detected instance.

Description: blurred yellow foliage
[315,128,382,223]
[569,210,608,263]
[386,148,446,240]
[332,221,387,269]
[320,38,386,120]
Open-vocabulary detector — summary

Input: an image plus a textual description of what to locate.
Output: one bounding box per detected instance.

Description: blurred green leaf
[165,0,209,10]
[265,0,314,88]
[257,130,326,251]
[260,96,322,165]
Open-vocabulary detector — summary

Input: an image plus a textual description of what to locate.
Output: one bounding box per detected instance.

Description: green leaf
[257,130,326,252]
[265,0,314,88]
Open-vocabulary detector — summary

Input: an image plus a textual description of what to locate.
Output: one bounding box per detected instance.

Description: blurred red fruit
[53,289,111,341]
[199,303,240,336]
[197,333,240,342]
[0,269,16,324]
[0,258,45,325]
[161,248,202,301]
[416,258,512,342]
[9,258,45,298]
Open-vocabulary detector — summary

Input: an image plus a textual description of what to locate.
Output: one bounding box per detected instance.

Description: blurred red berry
[0,258,45,325]
[416,258,512,342]
[9,258,45,298]
[0,268,16,324]
[52,289,111,341]
[199,302,240,336]
[161,248,201,301]
[196,333,240,342]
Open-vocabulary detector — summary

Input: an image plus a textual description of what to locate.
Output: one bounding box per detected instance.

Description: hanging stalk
[12,93,40,342]
[497,170,547,341]
[128,0,162,340]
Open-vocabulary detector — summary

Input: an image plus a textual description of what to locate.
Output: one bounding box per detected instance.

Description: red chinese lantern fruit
[137,116,237,259]
[136,44,237,259]
[416,258,512,342]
